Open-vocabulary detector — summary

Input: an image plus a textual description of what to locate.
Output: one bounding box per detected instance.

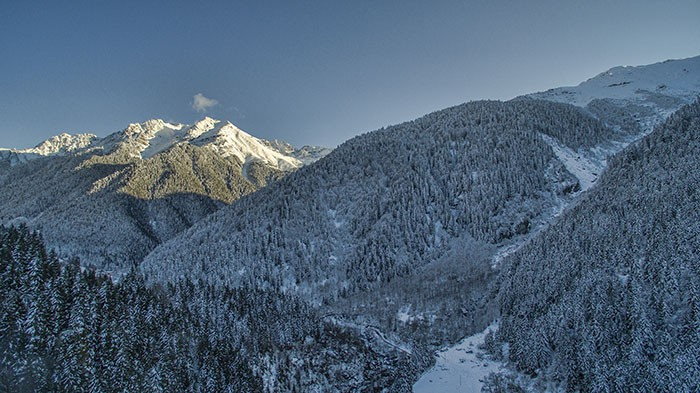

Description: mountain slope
[0,152,243,270]
[142,99,611,301]
[0,133,98,168]
[529,55,700,108]
[493,100,700,392]
[0,226,418,392]
[529,55,700,135]
[521,55,700,193]
[0,119,324,270]
[141,56,700,361]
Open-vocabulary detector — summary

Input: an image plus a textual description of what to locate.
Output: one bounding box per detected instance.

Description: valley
[1,55,699,392]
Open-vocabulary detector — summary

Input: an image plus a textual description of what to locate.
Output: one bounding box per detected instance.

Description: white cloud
[191,93,218,113]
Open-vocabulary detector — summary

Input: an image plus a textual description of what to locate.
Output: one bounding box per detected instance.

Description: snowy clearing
[413,323,502,393]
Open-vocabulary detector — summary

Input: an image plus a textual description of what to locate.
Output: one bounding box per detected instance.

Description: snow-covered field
[413,323,502,393]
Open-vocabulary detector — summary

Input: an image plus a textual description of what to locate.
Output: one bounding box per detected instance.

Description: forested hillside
[2,56,698,393]
[0,116,324,271]
[0,146,277,271]
[143,100,612,308]
[492,99,700,391]
[529,55,700,133]
[0,225,420,392]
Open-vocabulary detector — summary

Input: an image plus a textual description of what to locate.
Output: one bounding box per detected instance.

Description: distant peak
[29,132,98,156]
[194,117,221,128]
[187,117,221,139]
[527,55,700,107]
[2,116,331,169]
[143,118,166,130]
[217,121,246,135]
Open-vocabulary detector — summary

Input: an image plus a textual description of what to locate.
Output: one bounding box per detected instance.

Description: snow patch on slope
[139,123,186,158]
[540,134,607,191]
[98,119,185,158]
[414,323,502,393]
[291,145,334,165]
[327,209,344,229]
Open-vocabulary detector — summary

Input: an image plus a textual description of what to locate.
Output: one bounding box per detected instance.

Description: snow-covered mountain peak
[124,120,155,138]
[217,121,247,137]
[143,118,168,130]
[2,117,329,170]
[31,132,98,156]
[0,131,96,157]
[185,117,220,139]
[0,132,100,166]
[100,119,187,158]
[191,120,303,170]
[263,139,296,155]
[528,55,700,107]
[122,119,183,138]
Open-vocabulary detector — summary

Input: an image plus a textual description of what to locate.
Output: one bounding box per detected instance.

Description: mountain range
[1,55,699,392]
[142,55,700,325]
[0,118,330,270]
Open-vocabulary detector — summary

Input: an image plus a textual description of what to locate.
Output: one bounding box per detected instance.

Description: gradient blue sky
[1,0,699,148]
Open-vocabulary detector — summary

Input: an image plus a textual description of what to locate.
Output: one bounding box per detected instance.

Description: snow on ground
[491,242,525,269]
[414,323,502,393]
[490,133,594,268]
[540,134,606,191]
[396,309,411,324]
[527,55,700,107]
[1,116,326,170]
[241,161,252,182]
[396,305,423,324]
[140,123,186,158]
[192,121,302,170]
[491,186,572,269]
[365,326,413,355]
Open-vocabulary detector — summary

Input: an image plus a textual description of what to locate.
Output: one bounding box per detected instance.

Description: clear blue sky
[1,0,699,149]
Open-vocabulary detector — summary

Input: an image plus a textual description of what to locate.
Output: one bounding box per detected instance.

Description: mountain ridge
[1,54,699,391]
[490,98,700,392]
[0,118,331,270]
[139,55,700,355]
[527,55,700,107]
[0,117,332,170]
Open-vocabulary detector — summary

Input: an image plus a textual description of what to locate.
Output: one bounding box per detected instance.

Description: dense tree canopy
[494,100,700,392]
